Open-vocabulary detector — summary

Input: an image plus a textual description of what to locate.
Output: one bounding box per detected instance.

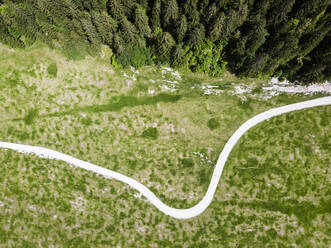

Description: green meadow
[0,43,330,247]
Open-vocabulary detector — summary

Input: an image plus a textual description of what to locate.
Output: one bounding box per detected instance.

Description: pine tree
[267,0,296,25]
[80,11,100,45]
[155,31,175,62]
[182,0,200,27]
[91,10,117,46]
[188,23,205,46]
[113,32,125,53]
[120,16,139,43]
[134,4,151,37]
[283,33,331,83]
[150,0,161,30]
[174,15,187,42]
[209,12,225,42]
[204,2,217,24]
[223,3,249,36]
[107,0,125,20]
[162,0,179,27]
[171,44,188,67]
[198,0,209,15]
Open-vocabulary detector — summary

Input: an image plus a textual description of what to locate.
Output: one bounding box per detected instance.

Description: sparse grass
[0,42,330,247]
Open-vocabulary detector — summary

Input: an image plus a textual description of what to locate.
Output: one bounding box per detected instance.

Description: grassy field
[0,43,330,247]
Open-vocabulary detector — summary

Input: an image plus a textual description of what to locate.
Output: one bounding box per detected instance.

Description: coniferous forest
[0,0,330,84]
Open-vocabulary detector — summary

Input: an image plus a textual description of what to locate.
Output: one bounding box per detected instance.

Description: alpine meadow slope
[1,97,331,219]
[1,42,331,247]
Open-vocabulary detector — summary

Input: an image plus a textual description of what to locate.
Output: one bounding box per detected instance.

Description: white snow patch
[264,78,331,97]
[198,85,223,95]
[171,71,182,80]
[163,80,178,84]
[148,89,155,95]
[137,225,147,234]
[193,152,213,164]
[126,80,132,87]
[160,67,181,80]
[207,85,219,89]
[100,50,105,59]
[201,85,219,90]
[269,77,290,86]
[55,42,62,49]
[161,67,172,72]
[160,85,177,92]
[234,85,253,94]
[28,205,37,211]
[203,89,213,95]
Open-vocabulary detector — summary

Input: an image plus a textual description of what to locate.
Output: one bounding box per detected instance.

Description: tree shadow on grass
[12,93,182,124]
[219,198,331,226]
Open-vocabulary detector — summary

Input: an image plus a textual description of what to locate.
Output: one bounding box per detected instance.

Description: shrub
[180,158,194,168]
[198,169,208,184]
[188,39,228,76]
[7,71,20,87]
[142,127,158,139]
[114,44,152,69]
[81,117,93,126]
[111,56,122,69]
[23,108,38,125]
[47,62,58,78]
[207,118,220,130]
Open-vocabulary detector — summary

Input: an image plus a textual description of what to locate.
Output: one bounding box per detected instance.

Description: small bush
[320,114,329,127]
[142,127,158,139]
[105,225,115,234]
[81,117,93,126]
[7,71,20,87]
[111,56,122,69]
[198,169,208,184]
[47,62,58,78]
[187,39,228,77]
[180,158,194,168]
[208,118,220,130]
[114,44,152,69]
[238,98,253,111]
[23,108,39,125]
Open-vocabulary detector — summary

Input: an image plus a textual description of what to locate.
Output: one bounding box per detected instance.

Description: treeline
[0,0,330,83]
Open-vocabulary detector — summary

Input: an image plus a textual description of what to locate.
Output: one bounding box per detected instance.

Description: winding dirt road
[1,96,330,219]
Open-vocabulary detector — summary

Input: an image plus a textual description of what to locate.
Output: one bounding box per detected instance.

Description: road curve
[1,96,330,219]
